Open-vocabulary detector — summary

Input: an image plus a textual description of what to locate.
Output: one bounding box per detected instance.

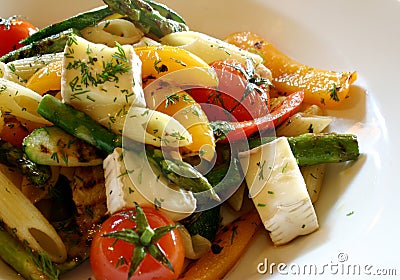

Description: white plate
[1,0,400,279]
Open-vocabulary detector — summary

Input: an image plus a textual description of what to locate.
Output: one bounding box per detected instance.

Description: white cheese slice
[61,35,192,147]
[238,137,319,245]
[61,35,145,125]
[104,148,196,221]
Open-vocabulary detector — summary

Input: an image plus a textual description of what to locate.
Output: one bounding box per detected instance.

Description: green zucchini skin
[23,126,104,167]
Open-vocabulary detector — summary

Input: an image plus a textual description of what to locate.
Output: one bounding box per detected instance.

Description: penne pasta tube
[132,37,161,47]
[178,227,211,260]
[81,19,144,47]
[276,103,332,136]
[276,112,332,137]
[99,105,192,147]
[227,183,246,211]
[0,78,51,124]
[0,62,5,79]
[301,104,325,115]
[160,31,264,67]
[0,170,67,263]
[3,53,64,83]
[300,164,327,203]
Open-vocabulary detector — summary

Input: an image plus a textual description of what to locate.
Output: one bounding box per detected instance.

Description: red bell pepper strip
[221,90,304,143]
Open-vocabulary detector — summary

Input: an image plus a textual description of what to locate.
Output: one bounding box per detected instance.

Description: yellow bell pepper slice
[136,45,216,161]
[135,45,217,87]
[155,91,215,162]
[26,60,62,95]
[225,31,357,108]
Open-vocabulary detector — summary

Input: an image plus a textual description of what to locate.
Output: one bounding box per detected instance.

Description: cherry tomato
[0,17,37,56]
[188,59,270,122]
[90,206,184,280]
[0,116,29,148]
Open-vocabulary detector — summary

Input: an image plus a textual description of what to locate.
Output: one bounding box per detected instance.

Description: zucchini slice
[23,126,104,167]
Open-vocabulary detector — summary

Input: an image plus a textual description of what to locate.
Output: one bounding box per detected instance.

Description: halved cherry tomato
[90,205,184,280]
[0,17,37,56]
[0,116,29,148]
[188,59,270,122]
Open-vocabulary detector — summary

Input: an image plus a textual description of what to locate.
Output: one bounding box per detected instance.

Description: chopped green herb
[329,83,340,102]
[346,211,354,216]
[282,162,288,173]
[257,160,266,180]
[230,225,238,244]
[30,251,60,280]
[165,93,180,108]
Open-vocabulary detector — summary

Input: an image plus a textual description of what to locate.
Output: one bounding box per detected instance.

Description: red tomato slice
[0,17,37,56]
[188,59,270,122]
[90,207,184,280]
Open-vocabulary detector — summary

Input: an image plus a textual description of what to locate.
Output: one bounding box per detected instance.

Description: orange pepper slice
[225,31,357,108]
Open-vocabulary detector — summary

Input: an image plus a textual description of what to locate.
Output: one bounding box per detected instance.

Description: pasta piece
[269,96,287,111]
[0,63,5,79]
[300,164,327,203]
[0,169,67,263]
[132,37,161,47]
[301,104,324,115]
[276,112,332,137]
[81,19,144,47]
[0,78,51,125]
[276,103,332,136]
[100,105,192,147]
[161,31,265,67]
[227,183,246,211]
[3,53,63,83]
[0,61,25,84]
[178,227,211,260]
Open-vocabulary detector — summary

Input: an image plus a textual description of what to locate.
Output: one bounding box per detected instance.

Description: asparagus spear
[0,225,55,280]
[287,133,360,166]
[146,147,220,201]
[0,225,85,280]
[143,0,186,24]
[247,133,360,166]
[20,6,114,45]
[103,0,189,38]
[0,140,51,187]
[0,29,77,63]
[37,95,122,154]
